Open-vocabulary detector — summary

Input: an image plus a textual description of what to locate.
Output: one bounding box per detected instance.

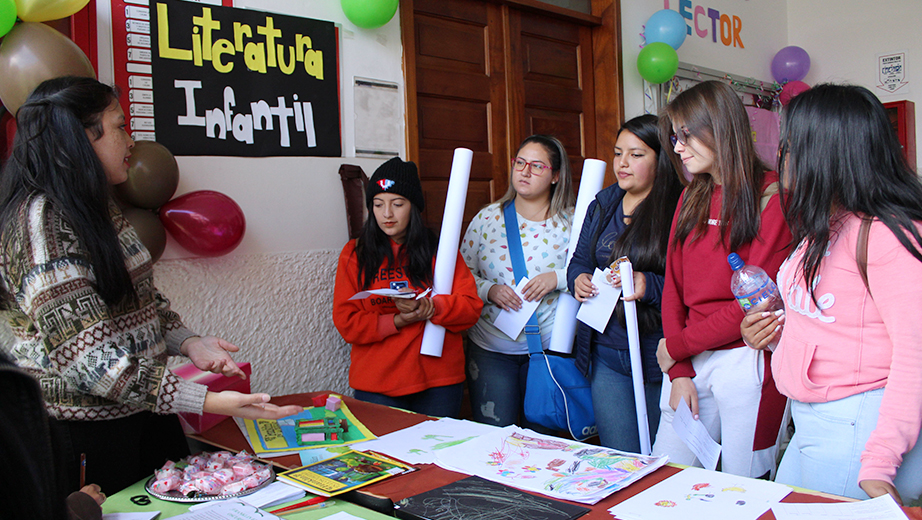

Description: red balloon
[159,191,246,257]
[779,80,810,106]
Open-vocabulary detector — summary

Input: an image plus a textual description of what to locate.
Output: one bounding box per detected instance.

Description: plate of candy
[145,450,275,502]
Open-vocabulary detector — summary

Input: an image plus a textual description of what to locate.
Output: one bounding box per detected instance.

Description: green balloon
[637,42,679,84]
[0,0,16,38]
[341,0,398,29]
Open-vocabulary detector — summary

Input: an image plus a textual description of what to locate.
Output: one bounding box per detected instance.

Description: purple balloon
[771,46,810,84]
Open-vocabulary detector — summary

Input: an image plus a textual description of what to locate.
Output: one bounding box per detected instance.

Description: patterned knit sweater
[1,195,207,421]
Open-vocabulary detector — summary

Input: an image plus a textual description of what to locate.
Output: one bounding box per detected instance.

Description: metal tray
[144,465,275,503]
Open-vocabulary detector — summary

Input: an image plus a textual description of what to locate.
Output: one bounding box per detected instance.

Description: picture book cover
[277,450,411,496]
[243,400,376,455]
[394,475,590,520]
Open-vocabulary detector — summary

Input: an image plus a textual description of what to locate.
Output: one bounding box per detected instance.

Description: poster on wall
[112,0,341,157]
[877,51,910,95]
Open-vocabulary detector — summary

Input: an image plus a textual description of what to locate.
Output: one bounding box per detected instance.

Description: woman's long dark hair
[661,81,769,251]
[608,115,683,333]
[0,76,135,308]
[779,83,922,301]
[355,196,437,290]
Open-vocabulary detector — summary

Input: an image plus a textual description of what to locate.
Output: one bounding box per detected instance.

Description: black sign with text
[150,0,341,157]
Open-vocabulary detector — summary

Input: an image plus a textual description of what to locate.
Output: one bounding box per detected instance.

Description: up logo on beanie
[377,179,396,191]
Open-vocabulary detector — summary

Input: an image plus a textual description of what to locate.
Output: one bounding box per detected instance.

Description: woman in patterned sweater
[0,77,300,494]
[460,135,575,429]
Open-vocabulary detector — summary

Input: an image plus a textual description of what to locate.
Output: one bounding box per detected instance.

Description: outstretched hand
[182,336,247,380]
[204,391,303,420]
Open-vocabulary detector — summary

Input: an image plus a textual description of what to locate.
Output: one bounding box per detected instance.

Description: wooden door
[402,0,617,232]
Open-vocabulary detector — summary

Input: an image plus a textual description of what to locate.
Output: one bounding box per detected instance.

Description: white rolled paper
[420,148,474,357]
[548,158,607,354]
[619,259,652,456]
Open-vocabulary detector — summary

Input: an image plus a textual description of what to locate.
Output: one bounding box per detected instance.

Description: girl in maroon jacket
[651,81,792,479]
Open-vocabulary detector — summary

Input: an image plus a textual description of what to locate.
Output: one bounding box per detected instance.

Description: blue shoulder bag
[503,201,596,440]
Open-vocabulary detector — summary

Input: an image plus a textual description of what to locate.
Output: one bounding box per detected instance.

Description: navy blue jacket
[566,183,665,377]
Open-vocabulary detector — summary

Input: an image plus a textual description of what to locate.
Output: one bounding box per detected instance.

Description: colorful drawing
[431,436,478,450]
[722,486,746,493]
[692,483,711,491]
[685,493,715,502]
[654,500,677,507]
[546,459,565,471]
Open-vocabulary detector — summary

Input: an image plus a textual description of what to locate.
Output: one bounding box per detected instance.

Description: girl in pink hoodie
[743,84,922,504]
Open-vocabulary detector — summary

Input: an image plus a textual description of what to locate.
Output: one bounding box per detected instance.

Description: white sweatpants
[652,347,783,479]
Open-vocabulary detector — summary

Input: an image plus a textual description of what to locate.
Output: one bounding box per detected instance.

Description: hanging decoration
[637,42,679,85]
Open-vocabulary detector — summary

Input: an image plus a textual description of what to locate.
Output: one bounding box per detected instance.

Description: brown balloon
[121,207,167,263]
[115,141,180,210]
[0,22,96,114]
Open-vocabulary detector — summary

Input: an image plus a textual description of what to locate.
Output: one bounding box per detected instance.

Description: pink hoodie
[773,212,922,486]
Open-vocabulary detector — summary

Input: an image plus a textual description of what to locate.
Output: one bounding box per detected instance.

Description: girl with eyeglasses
[651,81,793,479]
[741,84,922,503]
[460,135,575,429]
[566,114,683,452]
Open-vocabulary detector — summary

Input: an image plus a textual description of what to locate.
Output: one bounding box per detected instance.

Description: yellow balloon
[0,22,96,114]
[14,0,89,22]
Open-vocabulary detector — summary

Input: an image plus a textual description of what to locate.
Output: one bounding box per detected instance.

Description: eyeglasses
[669,127,691,147]
[512,158,552,175]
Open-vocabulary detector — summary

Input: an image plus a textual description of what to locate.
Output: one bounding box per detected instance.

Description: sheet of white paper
[320,513,369,520]
[492,277,542,340]
[673,398,721,471]
[348,288,415,300]
[434,425,667,505]
[350,417,500,464]
[170,500,279,519]
[187,481,305,511]
[103,513,160,520]
[575,268,620,332]
[608,466,791,520]
[772,494,906,520]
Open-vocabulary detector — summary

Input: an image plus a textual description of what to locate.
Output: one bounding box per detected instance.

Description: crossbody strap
[857,215,873,297]
[503,201,543,356]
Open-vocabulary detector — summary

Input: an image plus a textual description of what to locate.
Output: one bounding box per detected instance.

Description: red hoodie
[333,239,482,396]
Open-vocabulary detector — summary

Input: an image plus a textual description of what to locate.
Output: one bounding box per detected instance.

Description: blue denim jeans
[465,342,555,434]
[353,383,463,418]
[591,345,662,453]
[778,388,922,502]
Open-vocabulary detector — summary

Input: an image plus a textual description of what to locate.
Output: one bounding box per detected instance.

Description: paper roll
[420,148,473,357]
[548,158,607,354]
[620,259,652,456]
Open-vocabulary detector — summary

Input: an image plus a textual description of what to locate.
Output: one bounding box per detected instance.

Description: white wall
[620,0,787,119]
[93,1,407,397]
[787,0,922,170]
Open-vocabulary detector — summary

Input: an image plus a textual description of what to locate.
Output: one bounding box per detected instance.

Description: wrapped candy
[155,468,182,481]
[204,459,225,472]
[150,476,180,493]
[232,462,256,478]
[193,476,223,495]
[222,480,248,494]
[211,451,233,462]
[189,454,209,466]
[254,466,271,480]
[178,481,198,496]
[241,475,261,489]
[212,468,235,484]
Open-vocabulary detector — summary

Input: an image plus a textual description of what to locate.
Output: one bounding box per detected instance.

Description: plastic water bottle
[728,253,783,351]
[728,253,783,314]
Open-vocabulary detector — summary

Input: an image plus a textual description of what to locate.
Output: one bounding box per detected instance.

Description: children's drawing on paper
[607,467,792,520]
[350,417,499,464]
[434,426,668,505]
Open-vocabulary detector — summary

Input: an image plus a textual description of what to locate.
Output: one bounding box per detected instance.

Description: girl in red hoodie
[333,158,482,417]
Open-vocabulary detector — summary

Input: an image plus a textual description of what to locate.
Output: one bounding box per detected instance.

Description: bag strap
[857,215,873,297]
[503,201,543,356]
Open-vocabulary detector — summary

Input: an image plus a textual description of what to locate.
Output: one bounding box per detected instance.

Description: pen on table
[268,496,327,514]
[272,501,332,516]
[79,453,86,489]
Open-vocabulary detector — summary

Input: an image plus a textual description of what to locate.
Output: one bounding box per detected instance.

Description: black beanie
[365,157,425,211]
